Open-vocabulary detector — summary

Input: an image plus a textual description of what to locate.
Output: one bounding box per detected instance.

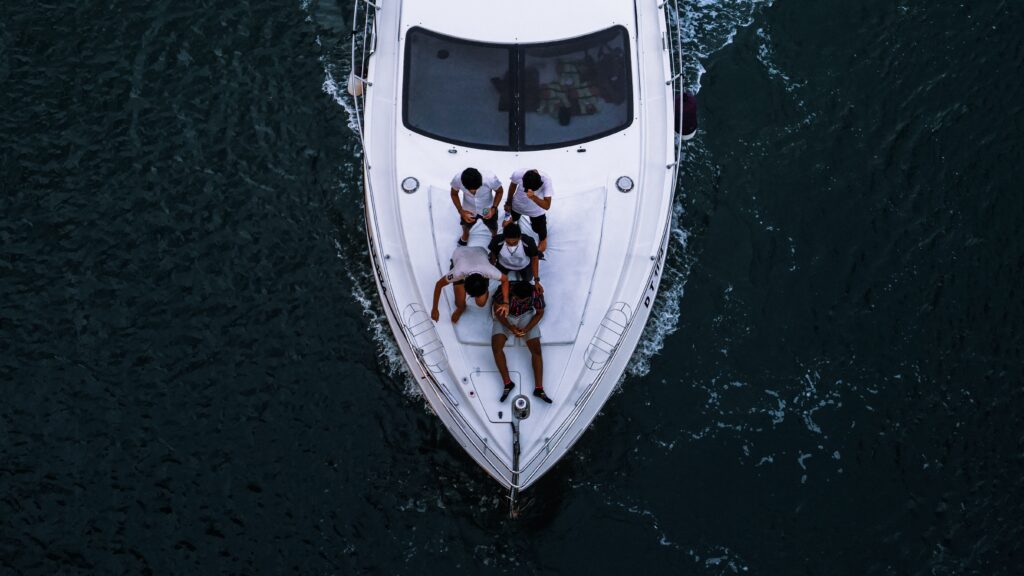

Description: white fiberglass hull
[352,0,687,492]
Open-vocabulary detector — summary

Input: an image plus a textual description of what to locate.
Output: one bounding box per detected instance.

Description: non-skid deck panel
[429,185,607,346]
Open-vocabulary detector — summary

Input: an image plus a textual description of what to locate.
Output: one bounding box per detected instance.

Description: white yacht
[347,0,693,502]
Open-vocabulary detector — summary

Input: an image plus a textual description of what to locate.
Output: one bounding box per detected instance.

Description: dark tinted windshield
[403,27,632,150]
[404,30,511,148]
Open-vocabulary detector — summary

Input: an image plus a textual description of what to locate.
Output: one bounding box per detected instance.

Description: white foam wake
[623,0,774,377]
[304,1,417,397]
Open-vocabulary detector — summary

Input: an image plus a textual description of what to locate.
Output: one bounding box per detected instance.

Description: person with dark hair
[488,223,542,291]
[431,246,509,323]
[504,168,553,253]
[491,281,551,404]
[451,167,504,246]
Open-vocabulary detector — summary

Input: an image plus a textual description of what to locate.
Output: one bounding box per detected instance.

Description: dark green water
[2,0,1022,574]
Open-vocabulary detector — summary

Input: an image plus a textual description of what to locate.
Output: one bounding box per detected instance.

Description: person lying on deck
[504,168,553,254]
[431,246,510,324]
[451,167,504,246]
[491,281,552,404]
[488,223,543,293]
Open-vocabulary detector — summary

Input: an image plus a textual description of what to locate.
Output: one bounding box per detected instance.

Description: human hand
[495,303,509,318]
[512,328,526,338]
[461,210,476,223]
[525,189,537,201]
[534,281,543,294]
[430,307,440,322]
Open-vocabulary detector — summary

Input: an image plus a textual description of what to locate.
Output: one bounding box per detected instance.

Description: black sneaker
[500,381,515,402]
[533,388,553,404]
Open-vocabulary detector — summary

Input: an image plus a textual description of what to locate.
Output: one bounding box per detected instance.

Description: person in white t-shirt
[504,168,553,253]
[450,167,504,246]
[431,246,510,323]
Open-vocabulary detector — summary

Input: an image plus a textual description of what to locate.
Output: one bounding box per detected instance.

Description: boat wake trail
[626,0,772,378]
[674,0,776,92]
[304,1,419,397]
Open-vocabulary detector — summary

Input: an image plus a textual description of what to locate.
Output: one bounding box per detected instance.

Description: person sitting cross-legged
[491,281,551,404]
[488,223,543,293]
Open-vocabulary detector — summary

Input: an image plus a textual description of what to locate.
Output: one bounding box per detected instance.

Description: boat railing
[662,0,686,191]
[402,303,448,374]
[347,0,378,147]
[583,302,632,371]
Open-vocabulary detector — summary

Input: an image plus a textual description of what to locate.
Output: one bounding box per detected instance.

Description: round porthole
[401,176,419,193]
[616,176,634,193]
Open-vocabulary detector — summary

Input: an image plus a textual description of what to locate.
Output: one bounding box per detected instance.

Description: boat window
[404,29,512,148]
[403,27,632,150]
[522,27,632,148]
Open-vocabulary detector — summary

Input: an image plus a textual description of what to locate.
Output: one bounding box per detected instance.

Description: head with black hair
[512,281,534,300]
[522,170,543,192]
[464,274,489,297]
[503,223,522,243]
[461,167,483,191]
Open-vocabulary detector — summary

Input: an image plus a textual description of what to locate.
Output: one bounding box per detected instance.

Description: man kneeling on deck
[491,281,552,404]
[431,246,510,324]
[488,223,543,293]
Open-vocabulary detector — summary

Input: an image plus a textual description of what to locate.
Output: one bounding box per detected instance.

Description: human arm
[493,274,510,317]
[519,308,544,335]
[430,276,450,321]
[494,299,516,331]
[531,256,543,294]
[525,188,552,211]
[504,182,517,211]
[451,188,474,223]
[488,235,502,263]
[491,186,504,214]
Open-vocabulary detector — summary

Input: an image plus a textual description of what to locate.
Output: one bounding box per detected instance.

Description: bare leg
[452,283,467,323]
[527,338,543,391]
[491,334,510,384]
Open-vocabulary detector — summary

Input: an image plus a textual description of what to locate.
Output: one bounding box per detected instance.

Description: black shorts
[495,261,534,283]
[509,210,547,241]
[460,212,498,233]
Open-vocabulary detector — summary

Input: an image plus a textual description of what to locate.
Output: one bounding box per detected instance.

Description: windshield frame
[401,26,634,151]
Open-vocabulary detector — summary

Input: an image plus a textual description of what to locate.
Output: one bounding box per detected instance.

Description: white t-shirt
[508,169,553,217]
[451,169,503,216]
[501,242,530,270]
[446,247,503,283]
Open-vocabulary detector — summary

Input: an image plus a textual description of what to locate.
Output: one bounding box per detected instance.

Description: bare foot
[451,307,466,323]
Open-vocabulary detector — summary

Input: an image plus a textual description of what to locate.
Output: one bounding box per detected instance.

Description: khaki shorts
[491,310,541,341]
